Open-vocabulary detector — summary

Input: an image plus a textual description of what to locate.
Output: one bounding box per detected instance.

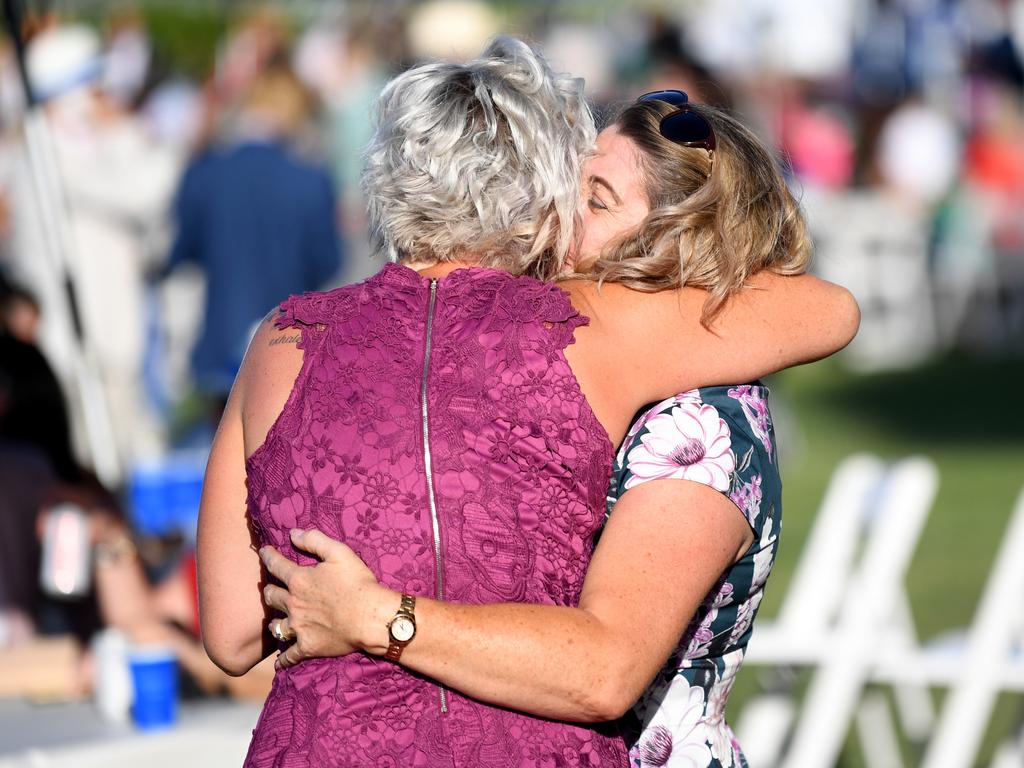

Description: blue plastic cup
[129,646,179,731]
[130,463,170,537]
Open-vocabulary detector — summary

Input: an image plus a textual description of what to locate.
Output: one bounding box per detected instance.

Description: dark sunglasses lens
[638,89,688,107]
[660,109,713,145]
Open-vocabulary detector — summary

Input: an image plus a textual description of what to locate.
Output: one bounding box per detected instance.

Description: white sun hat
[26,24,103,102]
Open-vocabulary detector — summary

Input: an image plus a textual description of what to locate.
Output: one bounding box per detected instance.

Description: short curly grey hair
[361,36,595,280]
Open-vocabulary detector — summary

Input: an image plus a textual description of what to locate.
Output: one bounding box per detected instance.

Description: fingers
[259,544,299,585]
[289,527,342,561]
[263,583,290,613]
[269,617,295,643]
[277,640,305,669]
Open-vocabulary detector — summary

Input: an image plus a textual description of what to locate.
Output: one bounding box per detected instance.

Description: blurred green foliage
[137,5,226,81]
[52,3,227,81]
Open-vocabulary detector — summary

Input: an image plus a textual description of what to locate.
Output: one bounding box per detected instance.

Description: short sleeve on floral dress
[606,384,781,768]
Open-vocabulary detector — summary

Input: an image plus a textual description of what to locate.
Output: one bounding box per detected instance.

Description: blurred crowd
[0,0,1021,709]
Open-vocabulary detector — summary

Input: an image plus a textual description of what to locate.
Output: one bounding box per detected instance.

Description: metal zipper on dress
[420,278,448,713]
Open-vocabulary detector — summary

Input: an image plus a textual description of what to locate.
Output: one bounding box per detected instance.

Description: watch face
[390,615,415,643]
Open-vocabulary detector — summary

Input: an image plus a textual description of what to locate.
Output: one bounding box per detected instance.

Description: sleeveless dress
[243,263,628,767]
[606,385,781,768]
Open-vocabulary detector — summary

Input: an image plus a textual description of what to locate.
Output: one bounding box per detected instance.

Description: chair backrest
[776,453,887,633]
[808,190,937,371]
[739,455,938,767]
[781,456,938,768]
[921,485,1024,768]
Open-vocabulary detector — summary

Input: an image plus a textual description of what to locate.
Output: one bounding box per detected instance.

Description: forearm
[197,435,272,673]
[728,272,860,367]
[362,486,743,722]
[199,607,271,676]
[197,546,272,676]
[361,591,644,722]
[268,486,742,722]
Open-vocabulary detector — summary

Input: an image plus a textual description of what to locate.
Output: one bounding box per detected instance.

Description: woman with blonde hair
[201,37,855,767]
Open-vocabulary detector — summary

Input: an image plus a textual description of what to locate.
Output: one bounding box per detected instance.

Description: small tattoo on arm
[269,333,301,347]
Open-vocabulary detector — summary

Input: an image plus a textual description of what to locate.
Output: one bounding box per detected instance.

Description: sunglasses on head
[637,90,717,157]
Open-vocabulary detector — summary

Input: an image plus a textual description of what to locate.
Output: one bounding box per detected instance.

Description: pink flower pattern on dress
[623,400,736,491]
[729,475,763,526]
[727,385,773,461]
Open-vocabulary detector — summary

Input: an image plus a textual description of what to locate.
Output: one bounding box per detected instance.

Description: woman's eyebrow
[589,175,623,206]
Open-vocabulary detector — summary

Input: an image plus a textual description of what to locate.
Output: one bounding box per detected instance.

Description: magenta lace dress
[244,263,628,767]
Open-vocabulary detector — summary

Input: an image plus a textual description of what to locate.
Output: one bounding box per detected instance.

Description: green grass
[727,353,1024,766]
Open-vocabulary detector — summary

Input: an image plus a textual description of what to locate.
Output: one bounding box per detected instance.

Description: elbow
[202,634,262,677]
[814,280,861,355]
[586,689,636,723]
[834,286,861,351]
[576,667,641,723]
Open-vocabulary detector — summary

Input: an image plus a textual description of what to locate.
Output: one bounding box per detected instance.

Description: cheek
[580,213,635,263]
[573,214,604,270]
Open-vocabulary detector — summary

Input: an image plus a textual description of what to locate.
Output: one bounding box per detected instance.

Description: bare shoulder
[557,279,600,321]
[240,310,305,385]
[235,309,307,456]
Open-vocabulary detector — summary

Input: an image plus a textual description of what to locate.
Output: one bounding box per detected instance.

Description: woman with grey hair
[199,37,856,767]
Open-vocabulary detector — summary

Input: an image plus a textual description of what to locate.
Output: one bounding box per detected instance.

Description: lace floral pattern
[607,385,780,768]
[244,264,626,767]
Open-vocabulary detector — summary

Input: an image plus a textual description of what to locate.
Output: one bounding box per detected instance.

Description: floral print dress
[606,384,780,768]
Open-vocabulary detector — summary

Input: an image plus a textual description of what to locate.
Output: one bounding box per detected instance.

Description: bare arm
[569,272,859,403]
[261,478,751,722]
[197,314,303,675]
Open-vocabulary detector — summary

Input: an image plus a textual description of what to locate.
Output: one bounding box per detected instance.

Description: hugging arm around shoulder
[580,271,859,401]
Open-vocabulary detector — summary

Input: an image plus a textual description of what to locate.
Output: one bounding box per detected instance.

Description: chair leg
[855,689,905,768]
[734,690,795,768]
[888,591,936,743]
[781,458,937,768]
[921,490,1024,768]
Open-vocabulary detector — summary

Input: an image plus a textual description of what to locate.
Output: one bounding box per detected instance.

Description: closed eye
[589,175,623,208]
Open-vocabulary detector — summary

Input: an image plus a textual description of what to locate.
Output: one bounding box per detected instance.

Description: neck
[402,257,484,280]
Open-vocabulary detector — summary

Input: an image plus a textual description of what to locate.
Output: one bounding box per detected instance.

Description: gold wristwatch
[385,594,417,661]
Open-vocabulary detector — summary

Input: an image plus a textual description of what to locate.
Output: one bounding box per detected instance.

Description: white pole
[21,109,122,487]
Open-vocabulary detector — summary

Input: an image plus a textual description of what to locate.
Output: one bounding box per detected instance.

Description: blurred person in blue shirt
[167,63,343,411]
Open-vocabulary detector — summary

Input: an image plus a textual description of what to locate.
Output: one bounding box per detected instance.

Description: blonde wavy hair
[361,36,595,281]
[591,100,812,322]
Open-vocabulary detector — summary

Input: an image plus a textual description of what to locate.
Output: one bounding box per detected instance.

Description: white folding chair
[989,725,1024,768]
[807,190,938,372]
[916,486,1024,768]
[779,457,937,768]
[737,454,887,766]
[738,456,939,768]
